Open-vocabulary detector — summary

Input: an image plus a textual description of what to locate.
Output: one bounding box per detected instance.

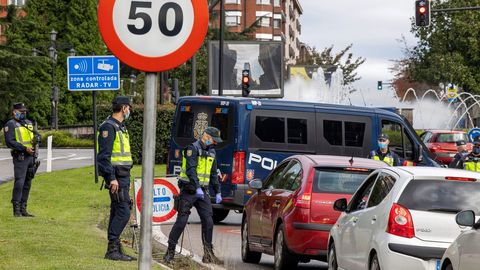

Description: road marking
[0,157,12,161]
[43,153,77,161]
[217,228,241,235]
[68,157,92,161]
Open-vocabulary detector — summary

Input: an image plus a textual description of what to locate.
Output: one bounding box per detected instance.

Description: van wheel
[212,209,229,224]
[328,243,338,270]
[370,253,381,270]
[241,219,262,263]
[274,224,298,270]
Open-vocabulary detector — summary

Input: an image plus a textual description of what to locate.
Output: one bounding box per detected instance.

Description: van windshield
[398,180,480,214]
[313,168,372,194]
[174,104,232,148]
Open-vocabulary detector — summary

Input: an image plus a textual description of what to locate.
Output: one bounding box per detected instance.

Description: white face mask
[123,107,130,120]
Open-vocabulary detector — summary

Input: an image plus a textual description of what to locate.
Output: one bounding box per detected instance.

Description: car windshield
[398,180,480,214]
[312,167,372,194]
[435,133,468,143]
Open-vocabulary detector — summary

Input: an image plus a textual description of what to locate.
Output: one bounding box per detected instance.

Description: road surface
[0,148,94,184]
[161,211,328,269]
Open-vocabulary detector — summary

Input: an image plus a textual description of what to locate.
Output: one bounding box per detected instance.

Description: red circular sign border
[136,178,180,223]
[98,0,209,72]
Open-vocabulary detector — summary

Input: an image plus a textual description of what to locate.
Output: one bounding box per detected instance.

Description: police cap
[378,133,389,140]
[204,127,223,143]
[456,140,467,146]
[112,96,131,106]
[12,103,27,111]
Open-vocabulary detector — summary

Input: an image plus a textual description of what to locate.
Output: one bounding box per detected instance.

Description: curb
[152,227,227,270]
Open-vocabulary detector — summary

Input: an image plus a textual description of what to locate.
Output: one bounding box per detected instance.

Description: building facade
[1,0,27,44]
[213,0,303,66]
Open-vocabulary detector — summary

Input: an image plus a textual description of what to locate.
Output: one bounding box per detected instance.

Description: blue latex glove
[195,187,204,199]
[215,193,222,204]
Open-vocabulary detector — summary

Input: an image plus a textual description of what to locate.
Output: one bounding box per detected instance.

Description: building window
[8,0,25,6]
[256,16,271,27]
[273,19,281,29]
[273,0,281,6]
[226,16,241,26]
[225,0,241,4]
[256,0,271,5]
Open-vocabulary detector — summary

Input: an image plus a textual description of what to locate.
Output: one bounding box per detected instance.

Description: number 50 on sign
[98,0,209,72]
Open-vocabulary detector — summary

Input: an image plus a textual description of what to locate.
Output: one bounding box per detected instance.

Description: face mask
[124,108,130,120]
[205,139,213,146]
[378,142,387,149]
[14,111,25,120]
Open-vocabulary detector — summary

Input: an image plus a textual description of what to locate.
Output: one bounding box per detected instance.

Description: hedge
[0,129,92,148]
[97,104,176,164]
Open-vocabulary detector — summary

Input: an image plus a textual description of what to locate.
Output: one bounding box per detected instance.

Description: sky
[299,1,417,91]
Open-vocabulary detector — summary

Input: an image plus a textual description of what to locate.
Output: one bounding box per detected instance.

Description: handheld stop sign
[98,0,209,72]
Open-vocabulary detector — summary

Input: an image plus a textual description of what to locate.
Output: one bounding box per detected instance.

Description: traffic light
[241,69,251,97]
[377,81,383,91]
[415,0,430,27]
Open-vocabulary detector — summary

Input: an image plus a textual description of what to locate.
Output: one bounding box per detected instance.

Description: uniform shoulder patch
[186,149,193,157]
[4,126,8,132]
[102,130,109,138]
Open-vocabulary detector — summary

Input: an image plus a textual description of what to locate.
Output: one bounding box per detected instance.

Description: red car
[241,155,388,270]
[420,130,472,165]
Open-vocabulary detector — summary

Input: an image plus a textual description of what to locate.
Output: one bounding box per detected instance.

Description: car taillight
[294,167,314,209]
[231,151,245,185]
[387,203,415,238]
[445,176,477,182]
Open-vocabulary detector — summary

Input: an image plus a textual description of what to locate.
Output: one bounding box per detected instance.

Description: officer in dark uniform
[164,127,223,265]
[368,133,401,166]
[97,96,136,261]
[449,140,469,169]
[4,103,37,217]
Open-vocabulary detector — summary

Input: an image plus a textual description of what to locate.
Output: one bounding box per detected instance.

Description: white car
[441,210,480,270]
[328,167,480,270]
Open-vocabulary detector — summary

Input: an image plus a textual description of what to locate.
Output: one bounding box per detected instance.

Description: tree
[407,0,480,93]
[3,0,112,126]
[299,44,366,86]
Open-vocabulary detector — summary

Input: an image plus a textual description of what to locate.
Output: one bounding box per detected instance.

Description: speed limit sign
[98,0,209,72]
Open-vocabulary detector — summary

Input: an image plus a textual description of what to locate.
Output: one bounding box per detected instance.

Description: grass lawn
[0,165,166,270]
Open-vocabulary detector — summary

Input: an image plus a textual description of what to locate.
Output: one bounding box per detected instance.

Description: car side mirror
[456,210,475,227]
[415,145,424,163]
[249,179,263,193]
[333,198,348,212]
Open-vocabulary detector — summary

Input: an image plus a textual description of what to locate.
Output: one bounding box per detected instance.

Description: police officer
[97,96,136,261]
[463,144,480,172]
[164,127,223,265]
[449,140,469,169]
[4,103,36,217]
[368,133,401,166]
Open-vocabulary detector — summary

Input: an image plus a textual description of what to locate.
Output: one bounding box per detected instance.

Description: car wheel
[328,243,338,270]
[274,224,298,270]
[241,218,262,263]
[370,253,381,270]
[445,264,453,270]
[212,209,230,224]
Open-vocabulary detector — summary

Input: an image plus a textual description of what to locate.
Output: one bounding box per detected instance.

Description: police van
[167,96,437,222]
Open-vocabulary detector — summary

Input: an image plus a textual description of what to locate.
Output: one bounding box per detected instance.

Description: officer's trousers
[11,153,34,204]
[107,181,131,241]
[168,189,214,248]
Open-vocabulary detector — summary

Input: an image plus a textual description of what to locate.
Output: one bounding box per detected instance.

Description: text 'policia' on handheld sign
[97,0,209,72]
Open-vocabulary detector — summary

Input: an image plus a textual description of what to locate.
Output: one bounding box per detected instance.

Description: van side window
[177,111,194,138]
[255,116,285,143]
[288,118,307,144]
[211,112,229,142]
[324,120,342,146]
[345,122,366,147]
[382,120,414,160]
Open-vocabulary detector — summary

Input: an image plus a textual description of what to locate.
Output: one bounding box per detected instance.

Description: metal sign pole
[93,91,98,184]
[139,73,158,270]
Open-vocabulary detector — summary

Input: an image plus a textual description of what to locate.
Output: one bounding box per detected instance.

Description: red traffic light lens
[419,7,426,13]
[243,77,249,84]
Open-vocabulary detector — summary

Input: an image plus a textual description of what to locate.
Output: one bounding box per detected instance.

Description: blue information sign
[468,128,480,142]
[67,56,120,91]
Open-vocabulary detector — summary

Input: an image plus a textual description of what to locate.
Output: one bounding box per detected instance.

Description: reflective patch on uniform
[186,150,193,157]
[4,126,8,132]
[102,130,108,138]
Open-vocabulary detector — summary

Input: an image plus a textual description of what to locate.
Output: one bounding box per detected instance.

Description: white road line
[0,157,12,161]
[42,153,77,161]
[68,157,92,161]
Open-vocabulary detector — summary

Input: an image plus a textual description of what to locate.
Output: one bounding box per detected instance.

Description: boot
[202,246,223,265]
[104,240,134,261]
[20,202,34,217]
[117,240,137,261]
[163,245,176,264]
[12,202,21,217]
